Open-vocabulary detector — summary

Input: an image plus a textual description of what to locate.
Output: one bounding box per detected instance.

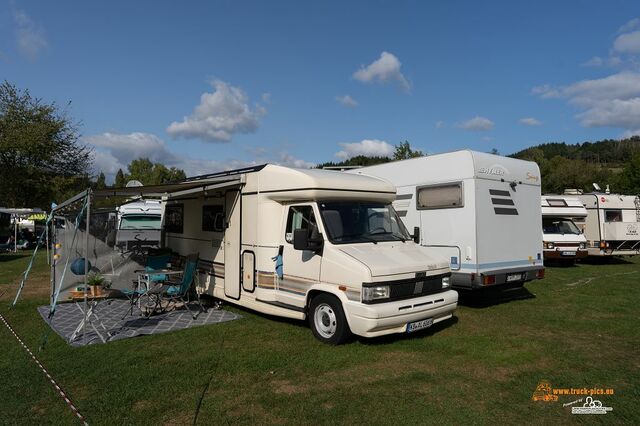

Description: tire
[308,294,351,345]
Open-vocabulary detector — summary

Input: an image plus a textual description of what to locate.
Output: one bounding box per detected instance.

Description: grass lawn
[1,250,639,425]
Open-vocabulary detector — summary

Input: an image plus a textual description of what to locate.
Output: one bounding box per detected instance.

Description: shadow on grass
[457,285,536,308]
[544,260,580,268]
[0,253,31,263]
[578,256,636,265]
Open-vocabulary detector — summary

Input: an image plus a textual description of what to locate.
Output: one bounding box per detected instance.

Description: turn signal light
[536,269,545,279]
[482,275,496,285]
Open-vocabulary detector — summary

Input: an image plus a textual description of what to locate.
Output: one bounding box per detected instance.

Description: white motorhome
[568,191,640,256]
[115,199,163,251]
[540,195,588,261]
[349,150,545,290]
[163,165,458,344]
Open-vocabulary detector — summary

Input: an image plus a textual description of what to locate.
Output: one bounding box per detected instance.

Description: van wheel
[309,294,351,345]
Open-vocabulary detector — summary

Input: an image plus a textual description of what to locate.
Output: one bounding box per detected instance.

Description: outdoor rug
[37,299,241,347]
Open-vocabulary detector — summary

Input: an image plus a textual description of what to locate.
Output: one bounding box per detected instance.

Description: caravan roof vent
[563,188,582,195]
[125,180,143,188]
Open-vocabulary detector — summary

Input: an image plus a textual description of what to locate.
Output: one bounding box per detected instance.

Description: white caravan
[568,191,640,256]
[349,150,545,290]
[115,199,163,251]
[540,195,588,261]
[162,165,458,344]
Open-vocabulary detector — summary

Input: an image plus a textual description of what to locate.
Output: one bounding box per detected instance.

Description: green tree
[0,81,92,208]
[114,169,126,188]
[120,158,187,185]
[95,172,107,189]
[394,141,424,160]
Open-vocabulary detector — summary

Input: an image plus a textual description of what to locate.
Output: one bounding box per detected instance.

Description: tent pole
[45,216,50,265]
[83,191,91,345]
[14,215,17,252]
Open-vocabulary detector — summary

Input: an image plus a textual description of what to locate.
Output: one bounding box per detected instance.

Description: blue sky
[2,1,640,181]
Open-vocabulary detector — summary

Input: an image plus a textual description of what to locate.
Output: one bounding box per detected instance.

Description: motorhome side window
[416,183,463,210]
[202,205,224,232]
[605,210,622,222]
[285,206,317,244]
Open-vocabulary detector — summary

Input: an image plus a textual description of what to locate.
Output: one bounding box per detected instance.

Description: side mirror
[293,228,324,251]
[413,226,420,244]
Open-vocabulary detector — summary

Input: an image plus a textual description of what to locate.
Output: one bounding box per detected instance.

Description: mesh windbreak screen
[51,199,161,302]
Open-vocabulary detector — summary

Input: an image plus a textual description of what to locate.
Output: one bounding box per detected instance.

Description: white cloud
[335,139,394,160]
[519,117,542,126]
[277,152,315,169]
[13,9,47,61]
[582,56,604,67]
[353,52,411,92]
[533,72,640,131]
[613,30,640,55]
[621,129,640,138]
[531,84,561,98]
[166,79,265,143]
[435,120,445,129]
[85,132,313,182]
[618,18,640,34]
[335,94,358,107]
[459,116,495,131]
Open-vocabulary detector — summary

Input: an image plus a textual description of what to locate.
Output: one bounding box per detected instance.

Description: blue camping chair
[122,253,171,319]
[153,254,206,319]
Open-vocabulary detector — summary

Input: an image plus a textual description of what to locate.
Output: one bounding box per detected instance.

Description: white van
[349,150,545,290]
[569,191,640,256]
[541,195,588,261]
[162,165,458,344]
[115,199,163,251]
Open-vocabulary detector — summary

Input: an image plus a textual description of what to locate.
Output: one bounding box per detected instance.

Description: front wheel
[308,294,351,345]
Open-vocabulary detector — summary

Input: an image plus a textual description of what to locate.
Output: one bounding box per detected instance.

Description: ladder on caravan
[636,195,640,223]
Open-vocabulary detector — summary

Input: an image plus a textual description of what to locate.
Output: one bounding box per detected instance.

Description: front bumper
[344,289,458,338]
[543,248,588,260]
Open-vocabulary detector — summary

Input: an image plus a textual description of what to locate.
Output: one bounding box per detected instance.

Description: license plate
[561,251,576,256]
[407,318,433,333]
[506,273,523,282]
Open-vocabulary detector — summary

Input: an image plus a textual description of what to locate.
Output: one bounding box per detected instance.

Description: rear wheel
[308,294,351,345]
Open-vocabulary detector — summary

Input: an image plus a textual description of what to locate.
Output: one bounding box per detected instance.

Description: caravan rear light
[536,269,545,279]
[482,275,496,285]
[599,241,609,248]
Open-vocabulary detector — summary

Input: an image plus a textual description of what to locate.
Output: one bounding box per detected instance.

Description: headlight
[362,285,390,302]
[442,276,451,288]
[579,243,586,249]
[545,242,554,249]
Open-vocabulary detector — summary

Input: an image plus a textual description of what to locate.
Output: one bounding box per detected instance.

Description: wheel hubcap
[314,303,337,338]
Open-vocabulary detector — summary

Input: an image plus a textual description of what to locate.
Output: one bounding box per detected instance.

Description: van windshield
[318,201,410,244]
[120,215,162,230]
[542,218,581,235]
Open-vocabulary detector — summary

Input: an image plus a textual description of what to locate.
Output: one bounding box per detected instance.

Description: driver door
[278,204,322,305]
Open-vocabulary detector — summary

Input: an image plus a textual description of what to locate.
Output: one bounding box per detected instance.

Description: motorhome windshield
[119,214,161,230]
[542,218,581,235]
[318,201,410,244]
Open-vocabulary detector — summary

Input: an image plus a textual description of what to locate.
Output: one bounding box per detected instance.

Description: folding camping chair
[122,253,172,319]
[152,254,206,319]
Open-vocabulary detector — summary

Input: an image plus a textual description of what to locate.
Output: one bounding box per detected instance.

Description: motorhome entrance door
[224,191,241,300]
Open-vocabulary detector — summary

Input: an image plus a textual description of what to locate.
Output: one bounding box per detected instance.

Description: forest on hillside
[510,137,640,194]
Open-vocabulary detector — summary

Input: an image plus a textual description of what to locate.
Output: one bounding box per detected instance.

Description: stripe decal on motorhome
[489,189,518,215]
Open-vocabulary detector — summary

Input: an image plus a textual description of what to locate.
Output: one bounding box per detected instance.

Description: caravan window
[285,205,317,244]
[416,182,463,210]
[202,205,224,232]
[605,210,622,222]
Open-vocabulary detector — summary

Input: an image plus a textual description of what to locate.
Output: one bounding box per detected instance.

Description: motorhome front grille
[362,273,448,304]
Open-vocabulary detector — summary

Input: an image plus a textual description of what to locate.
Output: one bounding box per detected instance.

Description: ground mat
[37,299,241,347]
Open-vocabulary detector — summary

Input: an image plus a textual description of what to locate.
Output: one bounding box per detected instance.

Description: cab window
[285,205,316,244]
